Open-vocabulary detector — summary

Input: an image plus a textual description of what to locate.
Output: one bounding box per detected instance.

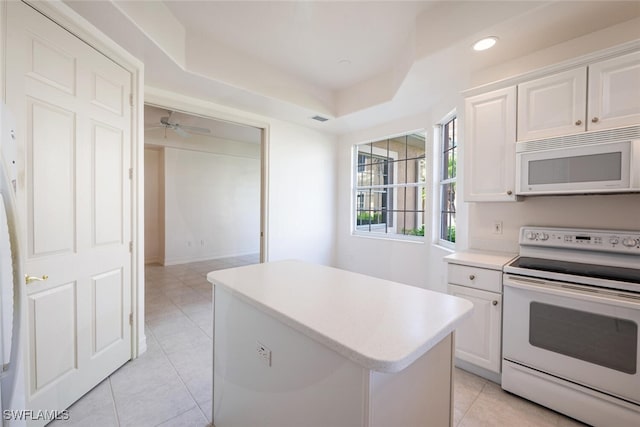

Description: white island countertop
[207,260,473,373]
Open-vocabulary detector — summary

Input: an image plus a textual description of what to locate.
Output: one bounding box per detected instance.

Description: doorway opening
[143,104,264,267]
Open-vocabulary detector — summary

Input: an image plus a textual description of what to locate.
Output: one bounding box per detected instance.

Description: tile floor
[52,257,587,427]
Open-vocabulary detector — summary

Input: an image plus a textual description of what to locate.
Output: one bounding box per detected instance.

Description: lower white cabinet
[444,251,516,380]
[447,284,502,374]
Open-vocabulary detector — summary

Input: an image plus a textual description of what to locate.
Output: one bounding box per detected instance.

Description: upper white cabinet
[517,68,587,141]
[464,86,518,202]
[588,51,640,131]
[517,51,640,141]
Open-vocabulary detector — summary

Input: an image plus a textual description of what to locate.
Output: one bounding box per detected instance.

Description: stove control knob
[539,233,549,241]
[609,237,619,245]
[622,238,638,247]
[525,231,537,240]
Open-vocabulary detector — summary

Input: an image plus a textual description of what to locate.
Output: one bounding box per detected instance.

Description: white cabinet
[517,51,640,141]
[517,68,587,141]
[447,262,503,375]
[444,250,516,381]
[588,51,640,131]
[464,86,518,202]
[448,284,502,374]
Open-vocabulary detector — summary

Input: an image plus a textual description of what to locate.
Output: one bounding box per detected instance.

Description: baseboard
[136,334,147,358]
[454,358,502,384]
[163,251,259,266]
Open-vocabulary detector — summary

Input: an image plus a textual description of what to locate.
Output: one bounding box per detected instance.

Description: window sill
[351,232,425,244]
[432,243,456,253]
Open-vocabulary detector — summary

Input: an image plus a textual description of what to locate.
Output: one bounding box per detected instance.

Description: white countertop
[443,250,517,270]
[207,260,473,374]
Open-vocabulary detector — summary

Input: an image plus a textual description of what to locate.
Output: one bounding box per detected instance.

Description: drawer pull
[492,300,499,306]
[469,274,476,280]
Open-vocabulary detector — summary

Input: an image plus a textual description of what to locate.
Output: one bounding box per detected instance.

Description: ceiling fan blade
[172,126,191,138]
[177,124,211,134]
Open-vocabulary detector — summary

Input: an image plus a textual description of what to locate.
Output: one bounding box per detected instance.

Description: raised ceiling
[65,1,640,134]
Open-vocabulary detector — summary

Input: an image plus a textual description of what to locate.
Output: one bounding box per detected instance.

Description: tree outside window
[440,116,457,245]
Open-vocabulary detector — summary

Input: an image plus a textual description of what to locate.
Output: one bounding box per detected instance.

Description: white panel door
[463,86,518,202]
[6,1,132,423]
[517,68,587,141]
[447,284,502,374]
[588,51,640,131]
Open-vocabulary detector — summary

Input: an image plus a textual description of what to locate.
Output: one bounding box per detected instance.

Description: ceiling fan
[146,111,211,138]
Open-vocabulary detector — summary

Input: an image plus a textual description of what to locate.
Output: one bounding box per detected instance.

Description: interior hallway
[50,256,585,427]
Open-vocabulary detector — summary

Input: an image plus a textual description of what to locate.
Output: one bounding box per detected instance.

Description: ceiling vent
[311,115,329,122]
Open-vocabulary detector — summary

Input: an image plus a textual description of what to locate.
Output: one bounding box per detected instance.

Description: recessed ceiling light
[473,36,498,51]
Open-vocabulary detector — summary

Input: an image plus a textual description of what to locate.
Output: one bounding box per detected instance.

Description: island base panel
[213,286,453,427]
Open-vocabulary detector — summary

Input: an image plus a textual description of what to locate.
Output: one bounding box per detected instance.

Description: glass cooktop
[508,257,640,284]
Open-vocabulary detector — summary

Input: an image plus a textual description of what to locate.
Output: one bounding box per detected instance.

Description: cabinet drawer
[447,264,502,293]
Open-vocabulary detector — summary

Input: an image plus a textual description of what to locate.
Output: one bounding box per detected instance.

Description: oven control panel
[520,227,640,254]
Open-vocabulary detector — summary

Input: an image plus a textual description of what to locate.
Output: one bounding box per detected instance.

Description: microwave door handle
[504,276,640,309]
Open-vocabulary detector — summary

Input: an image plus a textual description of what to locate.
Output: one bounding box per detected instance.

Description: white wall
[145,129,261,265]
[145,88,338,266]
[335,19,640,294]
[267,121,338,264]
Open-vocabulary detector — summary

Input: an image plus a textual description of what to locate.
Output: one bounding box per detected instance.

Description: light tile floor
[52,257,587,427]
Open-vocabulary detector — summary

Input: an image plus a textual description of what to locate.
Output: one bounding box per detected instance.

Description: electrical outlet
[256,342,271,367]
[492,221,503,234]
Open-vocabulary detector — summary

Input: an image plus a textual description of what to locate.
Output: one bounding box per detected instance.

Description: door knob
[575,120,582,126]
[591,117,599,123]
[25,274,49,284]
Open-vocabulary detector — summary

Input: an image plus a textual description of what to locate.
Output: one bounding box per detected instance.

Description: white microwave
[516,127,640,196]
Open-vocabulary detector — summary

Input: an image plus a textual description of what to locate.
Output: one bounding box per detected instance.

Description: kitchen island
[207,260,473,427]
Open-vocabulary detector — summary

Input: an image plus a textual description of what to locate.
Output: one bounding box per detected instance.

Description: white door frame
[144,87,270,265]
[0,0,146,357]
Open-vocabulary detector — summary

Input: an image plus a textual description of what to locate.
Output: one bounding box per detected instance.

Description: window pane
[353,131,425,239]
[372,139,389,157]
[442,146,457,180]
[357,142,373,158]
[440,182,456,242]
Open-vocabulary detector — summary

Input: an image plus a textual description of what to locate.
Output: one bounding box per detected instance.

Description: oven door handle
[504,276,640,309]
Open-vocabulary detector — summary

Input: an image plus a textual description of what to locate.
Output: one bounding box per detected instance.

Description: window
[353,132,426,239]
[439,116,457,245]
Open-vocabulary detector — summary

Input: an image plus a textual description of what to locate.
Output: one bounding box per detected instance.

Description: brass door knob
[575,120,582,126]
[25,274,49,284]
[592,117,599,123]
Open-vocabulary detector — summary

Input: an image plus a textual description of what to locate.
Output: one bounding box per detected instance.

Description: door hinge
[129,168,133,180]
[129,313,133,325]
[129,241,133,252]
[129,93,133,107]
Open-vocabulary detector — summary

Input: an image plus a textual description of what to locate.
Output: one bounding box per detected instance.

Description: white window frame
[435,111,457,249]
[352,131,426,242]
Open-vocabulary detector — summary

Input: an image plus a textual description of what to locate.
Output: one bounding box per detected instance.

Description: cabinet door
[517,68,587,141]
[588,51,640,131]
[464,87,517,202]
[448,284,502,374]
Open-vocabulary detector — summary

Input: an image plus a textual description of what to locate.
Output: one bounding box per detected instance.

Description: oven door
[503,274,640,405]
